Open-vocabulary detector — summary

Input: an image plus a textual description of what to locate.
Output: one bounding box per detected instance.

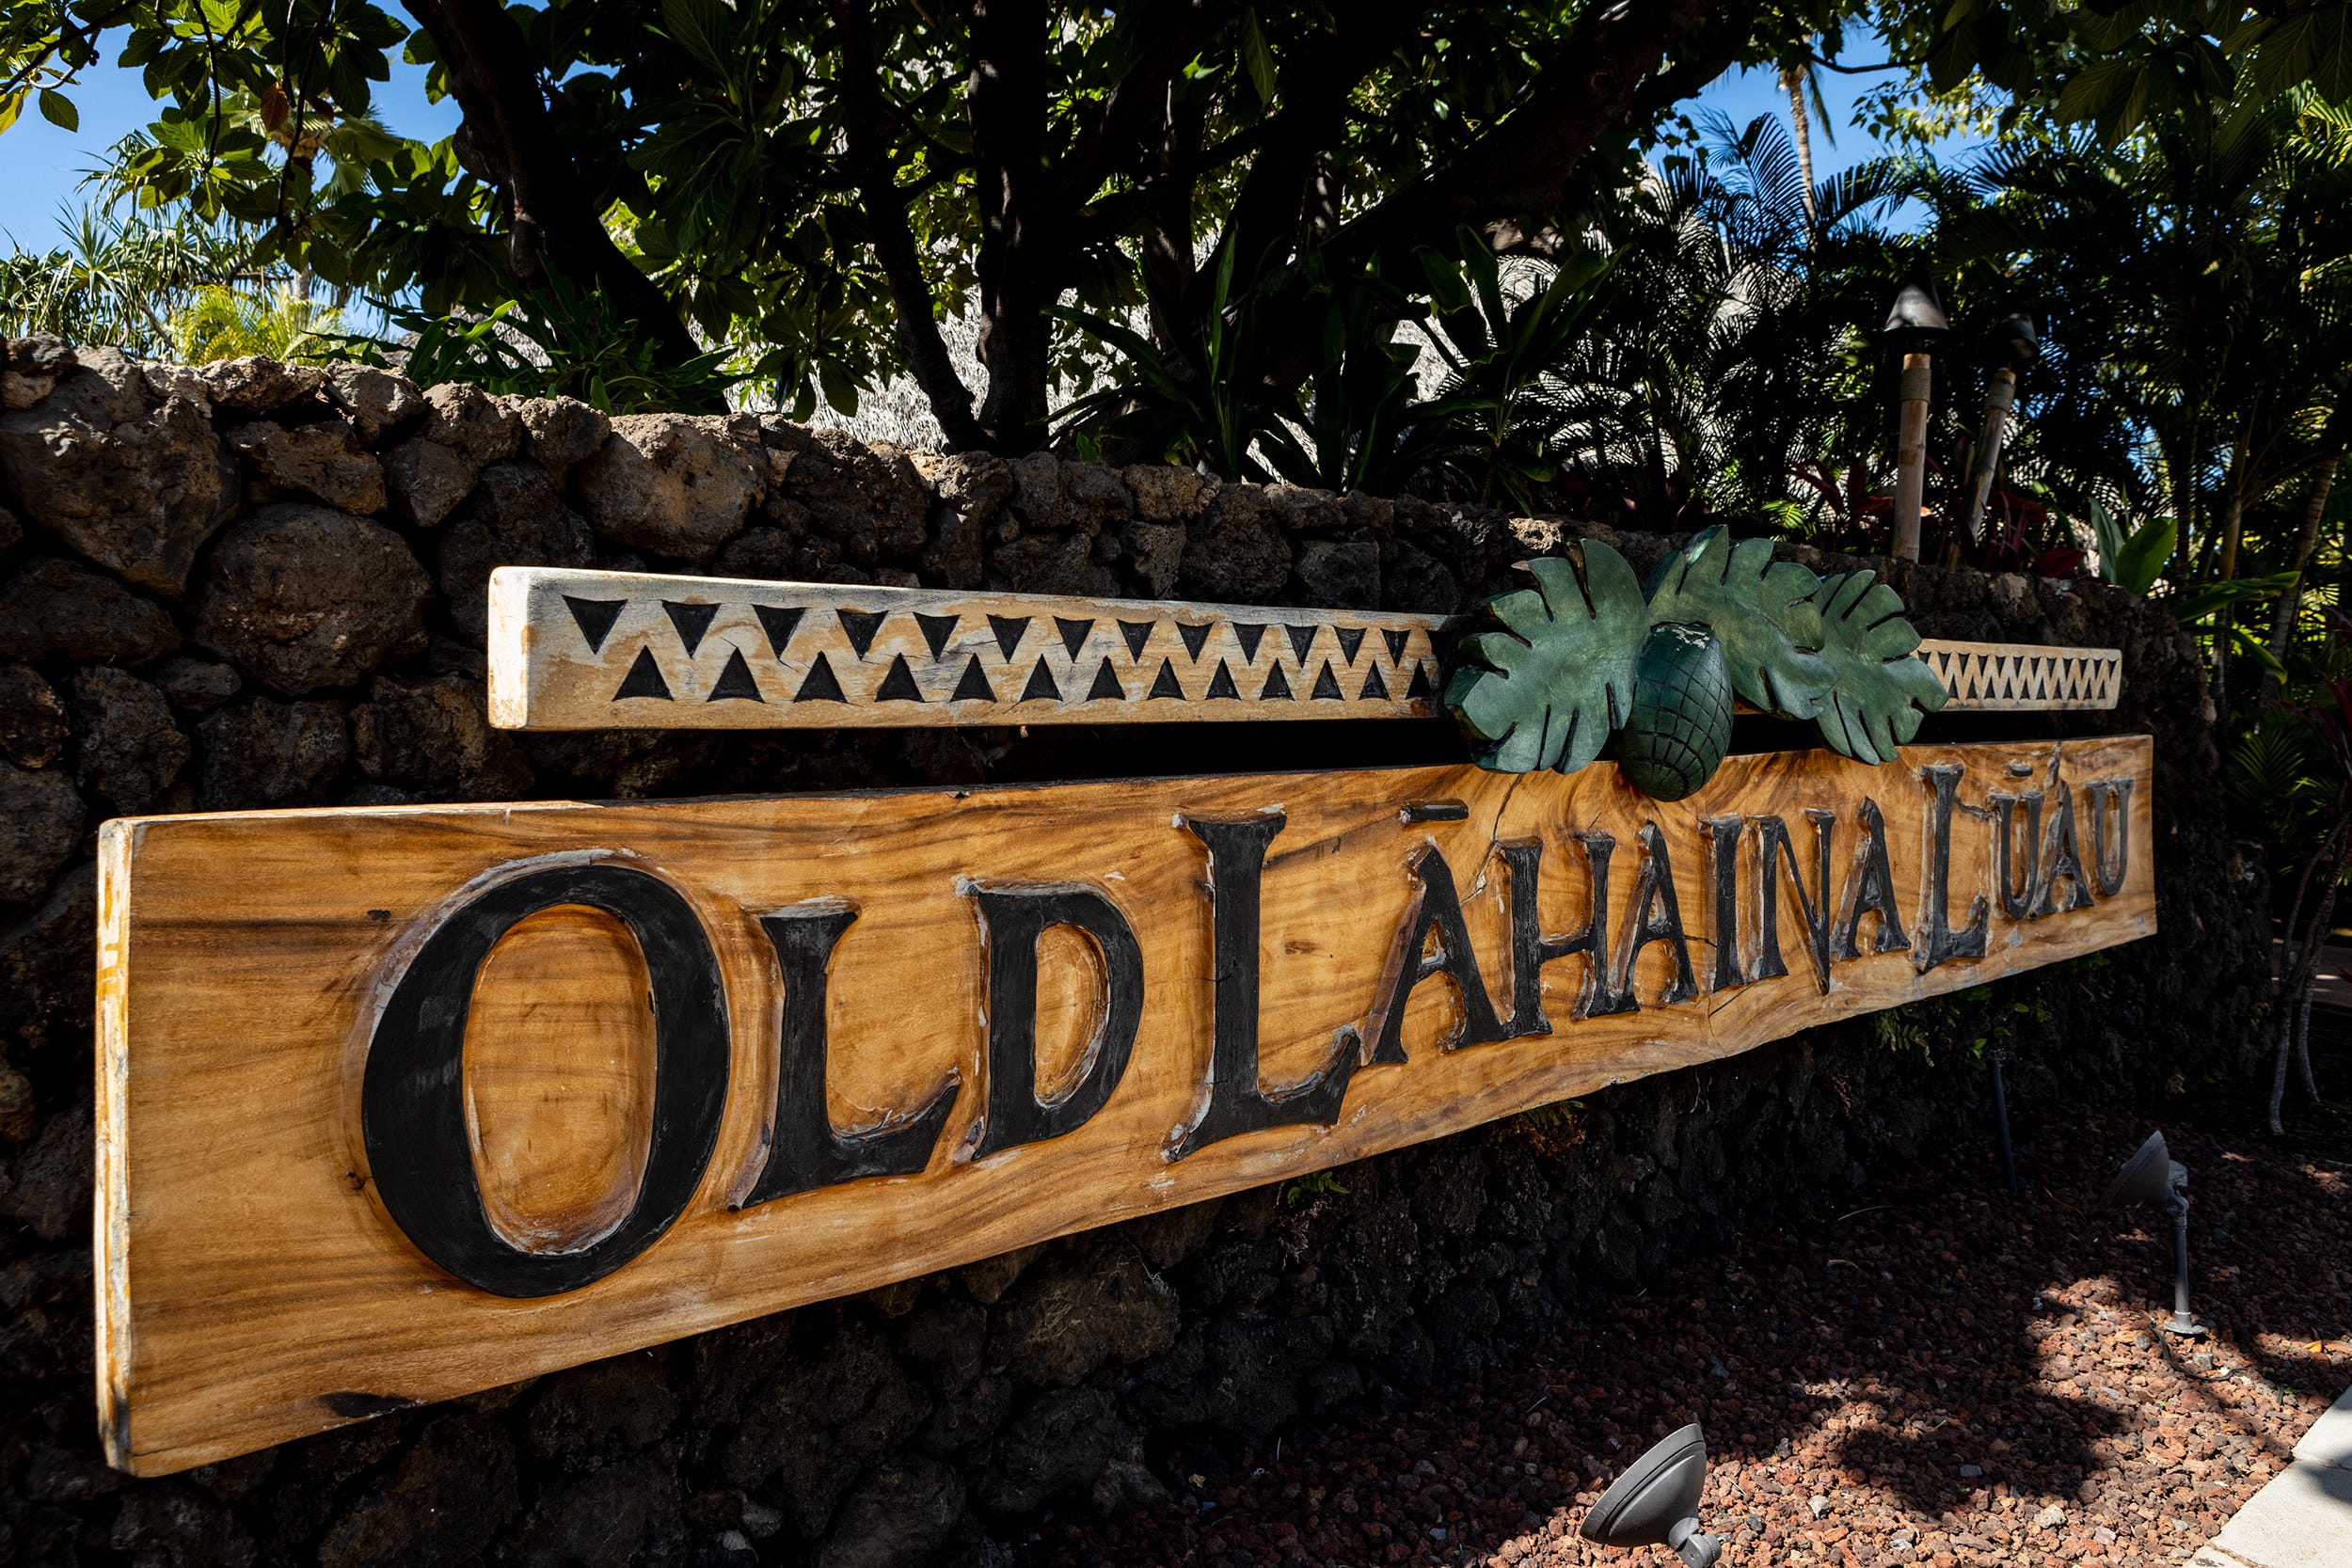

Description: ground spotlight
[2100,1130,2205,1338]
[1579,1422,1722,1566]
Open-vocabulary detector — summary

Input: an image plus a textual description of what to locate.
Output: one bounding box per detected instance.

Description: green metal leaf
[1644,525,1834,718]
[1807,571,1947,766]
[1444,544,1647,775]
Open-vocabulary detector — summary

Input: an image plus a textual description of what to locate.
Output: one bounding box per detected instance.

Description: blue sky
[0,51,1930,255]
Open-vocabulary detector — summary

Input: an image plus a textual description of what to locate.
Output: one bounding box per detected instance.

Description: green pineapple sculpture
[1443,526,1947,800]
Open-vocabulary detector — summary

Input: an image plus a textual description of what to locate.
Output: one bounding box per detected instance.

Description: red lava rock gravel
[1022,1105,2351,1567]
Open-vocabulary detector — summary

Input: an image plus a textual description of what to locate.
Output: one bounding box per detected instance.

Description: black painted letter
[2087,777,2134,896]
[1753,811,1836,992]
[971,884,1145,1158]
[1992,790,2042,919]
[1172,815,1363,1159]
[740,903,959,1205]
[1832,799,1911,959]
[1701,816,1746,991]
[1368,846,1508,1062]
[362,863,730,1298]
[1613,824,1699,1006]
[1498,832,1632,1035]
[1916,764,1989,972]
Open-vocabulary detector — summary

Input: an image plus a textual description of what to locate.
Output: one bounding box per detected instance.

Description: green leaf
[1240,8,1279,105]
[38,89,77,133]
[2167,570,2297,625]
[1808,571,1947,766]
[1444,544,1647,775]
[1644,525,1834,718]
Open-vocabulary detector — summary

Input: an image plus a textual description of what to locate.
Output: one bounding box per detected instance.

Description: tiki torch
[1961,314,2040,545]
[1883,279,1950,561]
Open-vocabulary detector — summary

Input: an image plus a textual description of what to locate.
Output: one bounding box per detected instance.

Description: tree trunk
[1781,67,1817,243]
[967,0,1055,451]
[399,0,704,376]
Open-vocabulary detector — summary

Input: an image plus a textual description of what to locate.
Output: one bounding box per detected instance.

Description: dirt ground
[1022,1037,2352,1568]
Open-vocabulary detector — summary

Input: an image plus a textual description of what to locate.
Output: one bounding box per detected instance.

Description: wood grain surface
[485,567,2122,731]
[96,737,2153,1475]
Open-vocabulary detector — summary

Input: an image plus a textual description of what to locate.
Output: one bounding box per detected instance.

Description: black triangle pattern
[876,654,925,702]
[614,646,674,701]
[914,612,960,659]
[1335,626,1366,664]
[796,653,848,703]
[1056,617,1094,658]
[1285,624,1320,662]
[1021,659,1061,702]
[1383,628,1410,663]
[564,595,626,653]
[1405,662,1434,701]
[951,657,995,702]
[1118,621,1154,658]
[837,609,888,658]
[1148,660,1185,699]
[990,615,1031,659]
[1205,662,1241,700]
[1261,664,1294,700]
[1359,664,1389,701]
[1176,622,1213,659]
[707,648,764,702]
[1086,659,1125,701]
[1311,661,1343,700]
[754,604,804,658]
[663,600,719,656]
[1233,624,1267,662]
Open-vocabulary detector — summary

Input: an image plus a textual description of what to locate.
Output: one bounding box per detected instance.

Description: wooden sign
[97,736,2152,1475]
[485,566,2121,730]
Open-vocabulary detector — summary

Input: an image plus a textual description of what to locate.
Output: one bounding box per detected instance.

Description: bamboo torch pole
[1961,316,2040,546]
[1882,278,1950,562]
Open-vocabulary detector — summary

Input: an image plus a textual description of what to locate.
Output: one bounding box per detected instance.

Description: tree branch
[836,0,988,451]
[1053,0,1238,210]
[399,0,703,372]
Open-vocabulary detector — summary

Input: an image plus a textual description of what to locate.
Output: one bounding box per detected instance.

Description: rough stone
[108,1478,258,1568]
[974,1388,1120,1515]
[435,460,594,641]
[228,419,387,513]
[502,1454,680,1568]
[783,431,930,563]
[919,451,1014,588]
[0,862,96,1074]
[71,667,188,815]
[2,333,75,410]
[1124,520,1187,598]
[316,1413,518,1568]
[577,413,764,563]
[382,384,523,528]
[990,1238,1179,1386]
[1263,483,1348,537]
[958,1243,1043,1306]
[150,656,239,713]
[1293,537,1383,610]
[193,504,431,694]
[511,395,612,482]
[0,388,237,597]
[1181,485,1293,603]
[323,364,425,446]
[817,1457,964,1568]
[0,761,82,907]
[527,1354,680,1472]
[198,356,327,418]
[192,699,350,809]
[351,673,533,800]
[0,556,179,667]
[0,664,68,768]
[993,531,1119,597]
[1381,538,1464,613]
[0,1094,91,1240]
[1122,463,1218,522]
[1062,462,1136,529]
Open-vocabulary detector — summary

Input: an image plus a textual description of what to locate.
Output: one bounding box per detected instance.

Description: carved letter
[1173,815,1363,1160]
[1832,799,1911,959]
[1368,845,1508,1063]
[363,863,730,1297]
[1499,831,1632,1037]
[741,904,959,1205]
[1613,824,1698,1006]
[1916,764,1988,972]
[1992,790,2042,919]
[1701,816,1746,991]
[1752,810,1836,992]
[2032,784,2096,915]
[972,885,1144,1158]
[2087,777,2134,896]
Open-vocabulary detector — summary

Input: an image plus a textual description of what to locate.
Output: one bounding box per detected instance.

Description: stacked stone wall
[0,337,2264,1567]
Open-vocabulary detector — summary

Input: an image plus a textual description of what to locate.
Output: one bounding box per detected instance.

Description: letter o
[362,863,730,1297]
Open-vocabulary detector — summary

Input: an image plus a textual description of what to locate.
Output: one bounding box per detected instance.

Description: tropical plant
[0,206,252,355]
[167,283,341,362]
[2087,497,2176,596]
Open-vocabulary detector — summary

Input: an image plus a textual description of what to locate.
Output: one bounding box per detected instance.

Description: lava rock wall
[0,337,2264,1567]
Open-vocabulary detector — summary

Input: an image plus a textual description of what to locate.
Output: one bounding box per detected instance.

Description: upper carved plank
[485,568,2122,732]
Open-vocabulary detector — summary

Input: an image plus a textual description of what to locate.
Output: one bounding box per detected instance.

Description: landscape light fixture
[1579,1422,1723,1566]
[1961,314,2041,545]
[2100,1130,2205,1338]
[1882,278,1951,562]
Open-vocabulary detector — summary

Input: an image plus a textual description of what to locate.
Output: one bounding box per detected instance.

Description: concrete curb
[2190,1380,2352,1568]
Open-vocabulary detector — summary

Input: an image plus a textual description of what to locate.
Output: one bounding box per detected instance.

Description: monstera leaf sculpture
[1806,571,1949,764]
[1445,546,1646,774]
[1444,525,1947,797]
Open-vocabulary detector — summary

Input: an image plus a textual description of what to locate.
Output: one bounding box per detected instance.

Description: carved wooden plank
[97,737,2153,1474]
[485,567,2120,730]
